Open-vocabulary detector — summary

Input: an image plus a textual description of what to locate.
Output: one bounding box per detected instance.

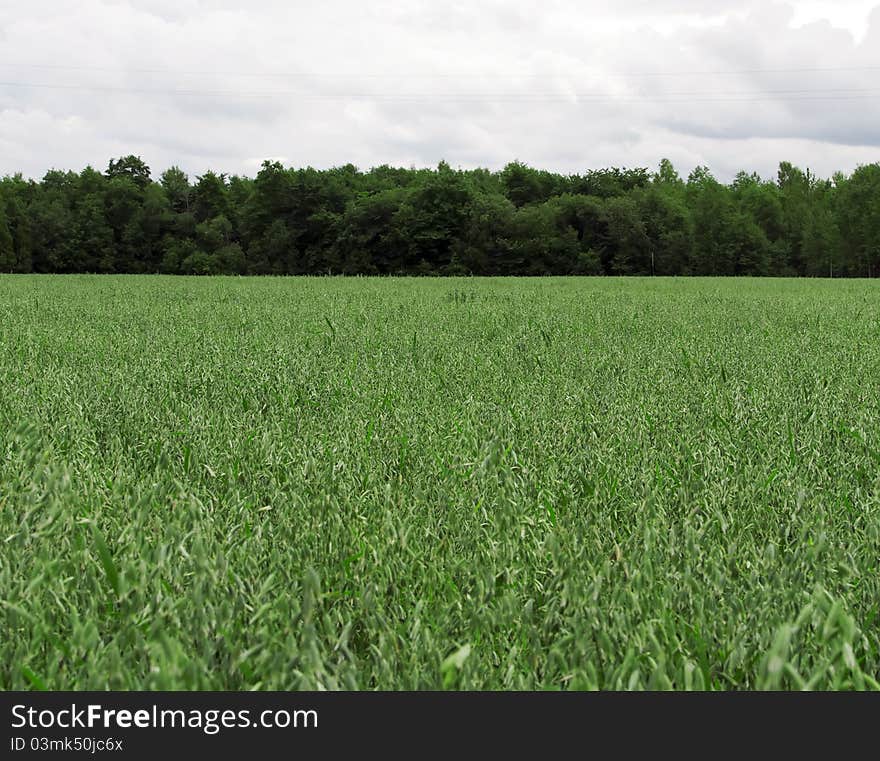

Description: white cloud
[0,0,877,181]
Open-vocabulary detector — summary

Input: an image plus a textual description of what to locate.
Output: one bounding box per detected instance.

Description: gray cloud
[0,1,878,181]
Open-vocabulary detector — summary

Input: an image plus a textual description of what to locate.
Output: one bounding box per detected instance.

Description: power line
[1,80,880,103]
[614,65,880,77]
[0,61,879,79]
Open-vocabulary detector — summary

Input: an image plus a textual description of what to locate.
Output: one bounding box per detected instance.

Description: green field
[1,275,878,690]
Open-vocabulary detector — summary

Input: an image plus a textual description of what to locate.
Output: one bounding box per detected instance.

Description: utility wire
[0,61,879,79]
[1,80,880,102]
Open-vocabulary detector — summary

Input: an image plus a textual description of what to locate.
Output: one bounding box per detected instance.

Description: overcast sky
[0,0,878,182]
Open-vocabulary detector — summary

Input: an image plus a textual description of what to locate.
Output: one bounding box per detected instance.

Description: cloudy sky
[0,0,878,181]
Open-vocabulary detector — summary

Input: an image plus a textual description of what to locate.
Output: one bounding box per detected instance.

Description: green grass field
[1,275,878,690]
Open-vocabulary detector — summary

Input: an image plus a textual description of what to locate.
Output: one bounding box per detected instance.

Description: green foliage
[76,195,115,273]
[0,175,34,273]
[160,166,191,214]
[501,161,562,207]
[602,196,651,274]
[1,276,879,690]
[106,155,151,189]
[0,198,14,272]
[1,157,879,277]
[393,164,476,271]
[337,189,407,274]
[835,164,880,278]
[193,172,230,223]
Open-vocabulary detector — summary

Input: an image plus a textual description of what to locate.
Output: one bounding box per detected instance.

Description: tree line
[1,155,878,277]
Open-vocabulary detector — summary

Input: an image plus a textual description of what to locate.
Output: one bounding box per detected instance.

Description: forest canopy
[1,156,878,277]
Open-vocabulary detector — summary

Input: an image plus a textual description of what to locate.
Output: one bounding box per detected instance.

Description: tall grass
[1,275,878,690]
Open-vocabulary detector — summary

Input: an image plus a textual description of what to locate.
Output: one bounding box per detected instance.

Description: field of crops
[1,275,878,690]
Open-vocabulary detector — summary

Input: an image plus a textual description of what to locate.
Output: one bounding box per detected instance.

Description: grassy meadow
[1,275,878,690]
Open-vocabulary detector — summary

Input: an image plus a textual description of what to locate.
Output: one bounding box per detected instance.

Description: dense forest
[1,156,878,277]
